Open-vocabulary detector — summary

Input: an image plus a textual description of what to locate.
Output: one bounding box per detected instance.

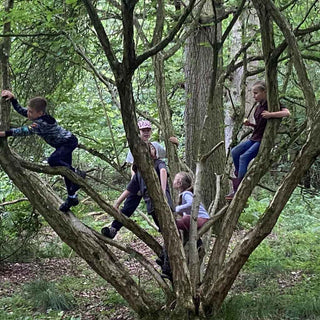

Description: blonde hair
[252,80,266,92]
[177,171,193,192]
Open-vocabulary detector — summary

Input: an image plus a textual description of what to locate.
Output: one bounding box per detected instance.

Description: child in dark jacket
[0,90,85,212]
[102,142,174,238]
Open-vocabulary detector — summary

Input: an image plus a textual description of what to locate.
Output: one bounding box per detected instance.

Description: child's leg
[197,217,209,229]
[48,141,78,196]
[238,141,260,178]
[176,216,208,231]
[101,193,142,238]
[160,246,172,280]
[231,140,255,176]
[105,193,142,232]
[149,210,160,231]
[176,215,191,231]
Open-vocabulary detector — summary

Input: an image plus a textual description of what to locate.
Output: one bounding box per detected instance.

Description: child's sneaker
[59,196,79,212]
[75,169,86,179]
[101,226,117,239]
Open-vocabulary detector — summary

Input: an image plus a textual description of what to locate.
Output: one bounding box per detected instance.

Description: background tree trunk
[1,0,320,318]
[184,0,226,208]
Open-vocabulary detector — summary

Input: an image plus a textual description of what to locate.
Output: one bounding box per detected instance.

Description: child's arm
[175,192,193,215]
[1,90,28,118]
[262,108,290,119]
[113,190,130,210]
[0,126,34,137]
[159,168,168,194]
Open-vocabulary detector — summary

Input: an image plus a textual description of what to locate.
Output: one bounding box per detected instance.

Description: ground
[0,257,137,319]
[0,230,159,320]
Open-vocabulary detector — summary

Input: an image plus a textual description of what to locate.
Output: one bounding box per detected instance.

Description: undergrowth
[1,190,320,319]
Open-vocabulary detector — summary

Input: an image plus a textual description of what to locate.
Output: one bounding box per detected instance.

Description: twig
[0,198,28,206]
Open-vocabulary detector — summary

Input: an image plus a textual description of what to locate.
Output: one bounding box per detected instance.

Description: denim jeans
[231,140,260,179]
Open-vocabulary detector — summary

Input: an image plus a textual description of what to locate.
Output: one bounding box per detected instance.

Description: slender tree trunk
[151,0,182,186]
[0,0,13,130]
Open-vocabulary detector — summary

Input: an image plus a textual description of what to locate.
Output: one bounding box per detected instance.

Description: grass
[1,190,320,319]
[23,279,75,312]
[219,190,320,320]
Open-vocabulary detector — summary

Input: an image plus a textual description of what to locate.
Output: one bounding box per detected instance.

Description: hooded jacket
[5,98,76,148]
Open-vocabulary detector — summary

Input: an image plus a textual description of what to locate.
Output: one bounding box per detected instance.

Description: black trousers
[47,137,78,196]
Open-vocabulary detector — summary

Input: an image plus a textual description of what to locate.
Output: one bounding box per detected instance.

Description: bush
[0,201,42,262]
[24,279,75,312]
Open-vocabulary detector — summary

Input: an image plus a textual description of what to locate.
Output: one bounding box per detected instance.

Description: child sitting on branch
[158,171,209,280]
[225,80,290,200]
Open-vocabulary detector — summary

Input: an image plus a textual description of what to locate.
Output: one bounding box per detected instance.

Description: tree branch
[81,0,120,75]
[135,0,197,67]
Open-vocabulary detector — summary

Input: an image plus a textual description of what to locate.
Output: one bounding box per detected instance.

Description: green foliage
[1,0,320,319]
[0,174,42,262]
[217,289,320,320]
[222,189,320,319]
[23,279,75,312]
[238,196,271,228]
[35,236,75,259]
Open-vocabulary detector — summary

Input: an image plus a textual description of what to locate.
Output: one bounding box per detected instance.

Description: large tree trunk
[184,24,214,172]
[1,1,319,319]
[184,0,226,208]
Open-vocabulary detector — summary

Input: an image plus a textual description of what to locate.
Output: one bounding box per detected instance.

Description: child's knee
[47,156,59,167]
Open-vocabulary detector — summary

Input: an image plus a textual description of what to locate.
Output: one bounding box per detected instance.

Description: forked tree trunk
[1,0,320,319]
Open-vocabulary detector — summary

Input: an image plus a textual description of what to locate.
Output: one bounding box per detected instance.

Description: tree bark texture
[1,0,319,319]
[151,0,182,186]
[0,0,13,130]
[184,0,226,208]
[184,25,215,172]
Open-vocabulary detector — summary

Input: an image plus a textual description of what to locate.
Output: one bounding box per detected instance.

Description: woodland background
[0,0,320,319]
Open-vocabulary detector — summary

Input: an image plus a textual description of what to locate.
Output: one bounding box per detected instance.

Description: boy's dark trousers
[111,193,142,231]
[47,138,78,196]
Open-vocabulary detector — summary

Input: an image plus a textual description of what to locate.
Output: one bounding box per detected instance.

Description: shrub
[24,279,75,312]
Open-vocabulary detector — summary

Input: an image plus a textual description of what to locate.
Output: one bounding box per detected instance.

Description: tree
[1,0,320,318]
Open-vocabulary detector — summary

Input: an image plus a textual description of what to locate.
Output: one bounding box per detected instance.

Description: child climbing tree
[1,0,320,318]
